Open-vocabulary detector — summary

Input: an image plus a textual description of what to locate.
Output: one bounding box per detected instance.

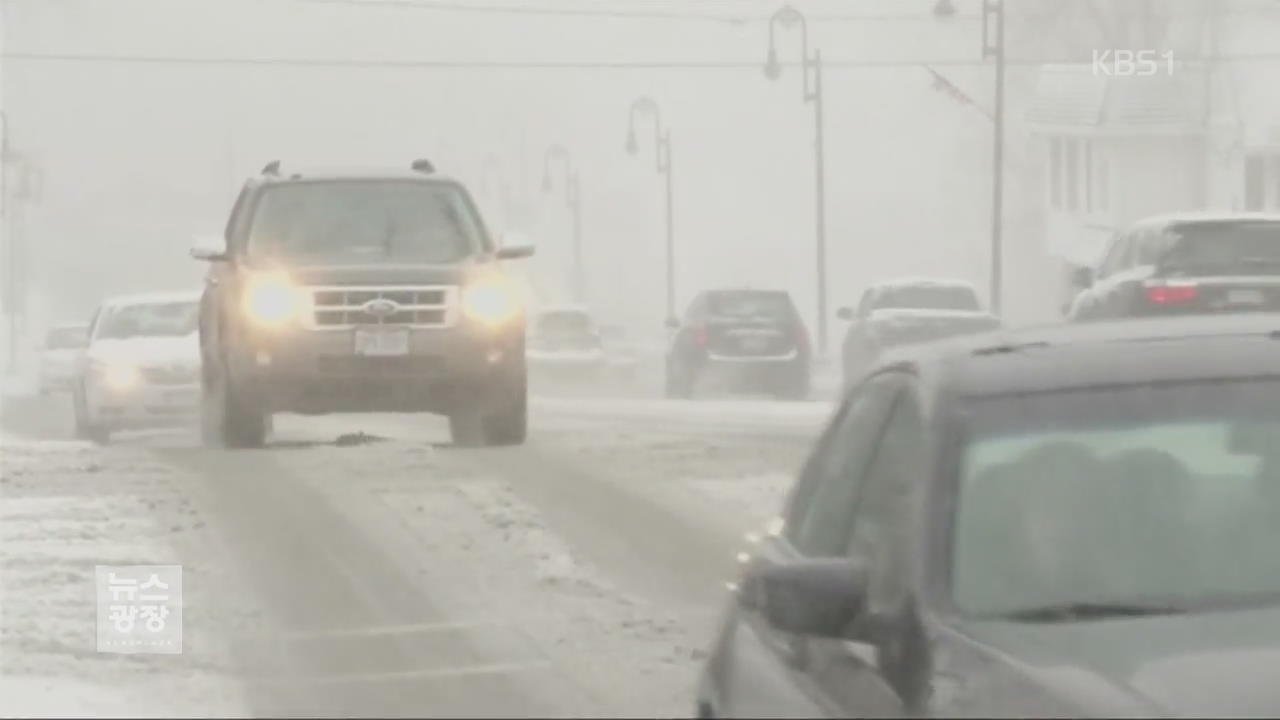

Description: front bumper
[229,322,523,414]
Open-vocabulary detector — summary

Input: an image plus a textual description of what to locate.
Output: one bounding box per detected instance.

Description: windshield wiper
[992,601,1188,623]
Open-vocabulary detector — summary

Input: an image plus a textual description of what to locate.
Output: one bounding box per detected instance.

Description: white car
[72,291,203,443]
[526,306,608,376]
[38,323,89,394]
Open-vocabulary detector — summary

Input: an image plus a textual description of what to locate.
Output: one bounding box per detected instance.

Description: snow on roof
[1129,211,1280,229]
[869,276,977,292]
[103,290,202,308]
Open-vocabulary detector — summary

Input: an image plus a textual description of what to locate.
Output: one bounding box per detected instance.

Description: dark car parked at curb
[191,159,534,449]
[1067,212,1280,322]
[837,277,1000,389]
[698,313,1280,718]
[665,288,811,400]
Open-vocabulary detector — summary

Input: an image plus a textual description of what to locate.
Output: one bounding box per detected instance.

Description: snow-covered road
[1,391,818,717]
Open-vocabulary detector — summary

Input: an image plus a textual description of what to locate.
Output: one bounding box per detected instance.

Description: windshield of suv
[953,379,1280,619]
[45,327,87,350]
[872,284,980,312]
[93,302,198,341]
[1158,222,1280,274]
[247,181,483,264]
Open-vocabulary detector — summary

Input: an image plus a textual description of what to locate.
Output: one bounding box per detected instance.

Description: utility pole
[764,5,830,355]
[987,0,1006,317]
[542,144,585,303]
[627,96,677,325]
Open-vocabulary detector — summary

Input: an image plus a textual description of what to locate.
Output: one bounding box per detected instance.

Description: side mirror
[739,559,868,638]
[836,307,854,321]
[1071,266,1094,289]
[190,234,228,262]
[496,232,535,261]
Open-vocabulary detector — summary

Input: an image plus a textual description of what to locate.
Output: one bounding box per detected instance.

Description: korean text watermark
[96,564,183,654]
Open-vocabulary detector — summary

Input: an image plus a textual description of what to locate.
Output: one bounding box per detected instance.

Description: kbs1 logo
[1092,50,1177,77]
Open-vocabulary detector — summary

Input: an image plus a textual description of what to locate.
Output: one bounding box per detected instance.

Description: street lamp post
[936,0,1005,316]
[764,4,829,356]
[481,154,513,231]
[542,144,585,303]
[626,97,676,325]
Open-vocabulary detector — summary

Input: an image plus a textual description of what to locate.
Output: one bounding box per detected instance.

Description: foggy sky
[4,0,1084,336]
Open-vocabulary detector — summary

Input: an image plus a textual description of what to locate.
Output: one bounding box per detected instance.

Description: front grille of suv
[307,286,457,329]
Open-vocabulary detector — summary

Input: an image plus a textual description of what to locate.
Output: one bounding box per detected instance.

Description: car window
[1096,232,1133,278]
[93,302,199,341]
[786,373,904,557]
[683,295,706,325]
[870,285,980,312]
[246,181,482,264]
[706,291,794,322]
[45,327,87,350]
[953,378,1280,618]
[1157,221,1280,274]
[846,389,927,609]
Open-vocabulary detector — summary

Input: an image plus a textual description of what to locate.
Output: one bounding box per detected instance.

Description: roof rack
[261,160,281,176]
[411,158,435,174]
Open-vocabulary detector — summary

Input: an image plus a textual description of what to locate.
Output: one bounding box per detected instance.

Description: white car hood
[88,334,200,367]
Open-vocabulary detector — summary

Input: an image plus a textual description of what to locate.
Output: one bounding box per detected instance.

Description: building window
[1049,136,1107,215]
[1064,139,1079,211]
[1049,138,1063,209]
[1246,155,1266,211]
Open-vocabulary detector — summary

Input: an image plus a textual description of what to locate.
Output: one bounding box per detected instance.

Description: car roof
[254,166,465,186]
[869,276,978,292]
[1128,211,1280,230]
[536,304,593,316]
[101,290,202,308]
[876,313,1280,398]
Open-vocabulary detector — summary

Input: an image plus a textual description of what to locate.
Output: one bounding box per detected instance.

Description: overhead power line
[6,51,1280,69]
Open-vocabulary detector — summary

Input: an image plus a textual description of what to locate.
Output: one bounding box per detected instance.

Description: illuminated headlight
[100,363,141,391]
[461,276,522,327]
[244,274,308,327]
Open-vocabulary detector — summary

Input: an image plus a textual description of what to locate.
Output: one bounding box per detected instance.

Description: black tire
[201,356,266,449]
[448,371,527,447]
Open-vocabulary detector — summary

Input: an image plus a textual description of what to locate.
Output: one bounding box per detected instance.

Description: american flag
[925,65,992,120]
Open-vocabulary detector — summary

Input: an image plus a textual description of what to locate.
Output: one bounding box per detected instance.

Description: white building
[1023,2,1280,311]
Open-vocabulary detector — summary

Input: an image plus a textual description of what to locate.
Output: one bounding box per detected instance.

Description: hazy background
[1,0,1153,342]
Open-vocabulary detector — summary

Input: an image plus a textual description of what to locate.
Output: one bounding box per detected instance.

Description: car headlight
[244,273,307,327]
[461,276,522,327]
[100,362,141,391]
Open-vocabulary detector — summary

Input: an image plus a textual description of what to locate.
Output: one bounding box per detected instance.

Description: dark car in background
[527,305,607,380]
[698,313,1280,718]
[836,277,1000,388]
[665,288,810,400]
[1067,213,1280,322]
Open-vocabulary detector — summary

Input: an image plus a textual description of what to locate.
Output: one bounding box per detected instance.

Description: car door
[721,373,904,718]
[803,381,932,717]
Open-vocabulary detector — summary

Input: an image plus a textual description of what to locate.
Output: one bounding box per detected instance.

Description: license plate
[1228,289,1265,305]
[740,336,770,351]
[354,328,410,356]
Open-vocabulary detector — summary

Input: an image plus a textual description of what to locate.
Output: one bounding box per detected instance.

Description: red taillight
[1145,284,1199,305]
[694,326,709,346]
[795,327,809,353]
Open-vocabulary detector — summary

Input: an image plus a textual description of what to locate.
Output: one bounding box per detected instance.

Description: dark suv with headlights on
[699,313,1280,718]
[1067,212,1280,321]
[191,160,534,448]
[665,288,810,400]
